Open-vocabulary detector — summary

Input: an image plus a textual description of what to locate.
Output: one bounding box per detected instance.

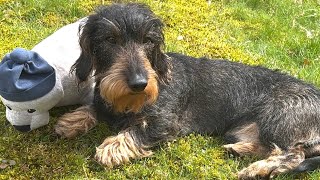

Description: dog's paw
[238,147,305,179]
[55,105,97,138]
[95,131,152,167]
[238,159,274,179]
[238,162,293,179]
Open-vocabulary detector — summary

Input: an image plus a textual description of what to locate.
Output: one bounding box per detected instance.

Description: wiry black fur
[74,3,320,176]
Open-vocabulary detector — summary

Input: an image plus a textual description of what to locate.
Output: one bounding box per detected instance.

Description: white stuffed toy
[0,18,94,132]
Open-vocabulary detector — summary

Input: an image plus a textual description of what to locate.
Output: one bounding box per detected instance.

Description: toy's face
[0,86,63,132]
[4,103,49,132]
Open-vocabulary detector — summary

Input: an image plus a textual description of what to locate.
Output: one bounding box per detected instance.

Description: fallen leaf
[0,163,8,169]
[303,59,311,66]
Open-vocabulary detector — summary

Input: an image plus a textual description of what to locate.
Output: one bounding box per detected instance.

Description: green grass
[0,0,320,179]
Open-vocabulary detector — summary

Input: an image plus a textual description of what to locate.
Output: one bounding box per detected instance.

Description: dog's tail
[292,139,320,173]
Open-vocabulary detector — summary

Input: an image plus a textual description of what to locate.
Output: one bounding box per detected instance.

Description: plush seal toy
[0,18,94,132]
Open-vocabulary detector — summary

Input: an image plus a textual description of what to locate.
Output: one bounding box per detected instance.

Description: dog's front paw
[95,131,152,167]
[55,105,97,138]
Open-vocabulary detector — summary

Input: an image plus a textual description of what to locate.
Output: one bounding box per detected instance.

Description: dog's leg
[223,141,268,157]
[95,129,153,168]
[95,116,178,167]
[55,105,97,138]
[238,145,305,179]
[292,142,320,172]
[223,122,268,157]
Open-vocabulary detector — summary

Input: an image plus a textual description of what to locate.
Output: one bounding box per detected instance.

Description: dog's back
[160,53,320,176]
[166,53,320,147]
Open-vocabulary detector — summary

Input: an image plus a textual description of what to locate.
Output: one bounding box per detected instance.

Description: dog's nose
[13,125,31,132]
[128,75,148,92]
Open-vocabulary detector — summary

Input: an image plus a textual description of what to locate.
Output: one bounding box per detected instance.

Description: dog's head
[73,3,171,113]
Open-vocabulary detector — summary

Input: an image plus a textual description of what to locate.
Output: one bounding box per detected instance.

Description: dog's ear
[147,18,171,84]
[72,48,94,84]
[151,45,171,84]
[71,22,95,84]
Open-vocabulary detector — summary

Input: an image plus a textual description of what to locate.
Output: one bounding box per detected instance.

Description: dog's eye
[106,37,116,44]
[27,109,36,113]
[6,105,12,110]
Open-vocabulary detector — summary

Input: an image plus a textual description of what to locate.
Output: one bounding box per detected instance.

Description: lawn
[0,0,320,179]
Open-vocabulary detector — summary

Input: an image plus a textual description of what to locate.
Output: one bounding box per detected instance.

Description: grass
[0,0,320,179]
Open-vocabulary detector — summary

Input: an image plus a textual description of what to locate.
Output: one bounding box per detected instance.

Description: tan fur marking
[238,145,305,179]
[224,123,268,157]
[223,142,268,157]
[99,49,158,113]
[55,105,97,138]
[95,131,152,167]
[227,123,260,142]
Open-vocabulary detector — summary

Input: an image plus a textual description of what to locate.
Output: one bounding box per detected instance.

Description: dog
[54,3,320,179]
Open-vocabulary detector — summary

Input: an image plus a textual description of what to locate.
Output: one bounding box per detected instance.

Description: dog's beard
[99,59,159,113]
